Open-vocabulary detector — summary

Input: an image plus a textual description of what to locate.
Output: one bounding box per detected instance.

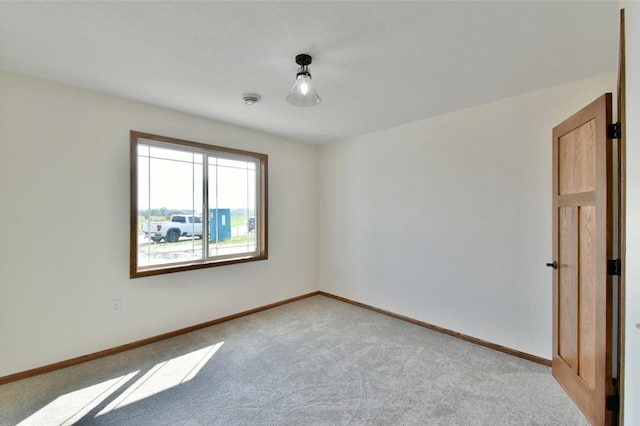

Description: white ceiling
[0,1,618,144]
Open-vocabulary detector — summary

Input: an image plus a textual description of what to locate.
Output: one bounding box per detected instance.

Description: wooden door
[551,93,614,425]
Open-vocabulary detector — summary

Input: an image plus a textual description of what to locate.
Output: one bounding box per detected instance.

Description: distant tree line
[139,207,168,217]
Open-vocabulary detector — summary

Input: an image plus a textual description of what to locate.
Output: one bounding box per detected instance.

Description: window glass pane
[138,155,150,217]
[217,163,248,208]
[207,158,257,258]
[147,144,203,164]
[138,144,150,157]
[137,147,203,268]
[217,157,249,169]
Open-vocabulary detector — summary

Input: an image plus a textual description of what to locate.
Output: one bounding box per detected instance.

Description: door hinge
[608,258,621,276]
[606,394,620,412]
[608,122,622,139]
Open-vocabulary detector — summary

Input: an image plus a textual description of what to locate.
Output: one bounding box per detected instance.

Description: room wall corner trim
[318,291,552,367]
[0,292,322,386]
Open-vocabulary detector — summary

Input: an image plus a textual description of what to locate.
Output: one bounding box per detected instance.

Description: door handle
[546,261,558,269]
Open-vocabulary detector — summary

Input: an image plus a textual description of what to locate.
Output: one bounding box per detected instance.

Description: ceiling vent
[241,93,261,106]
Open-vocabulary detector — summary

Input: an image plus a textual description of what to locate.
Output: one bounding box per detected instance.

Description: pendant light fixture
[286,53,321,107]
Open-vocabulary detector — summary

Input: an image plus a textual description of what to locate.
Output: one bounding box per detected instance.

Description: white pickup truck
[142,215,203,243]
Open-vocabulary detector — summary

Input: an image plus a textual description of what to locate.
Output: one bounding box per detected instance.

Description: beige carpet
[0,295,588,425]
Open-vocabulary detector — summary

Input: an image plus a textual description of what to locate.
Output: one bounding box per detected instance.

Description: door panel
[558,206,577,366]
[558,119,596,195]
[552,93,613,425]
[579,205,596,390]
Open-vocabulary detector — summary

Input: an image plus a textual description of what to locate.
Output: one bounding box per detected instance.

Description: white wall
[0,70,318,377]
[319,74,615,360]
[2,26,636,420]
[622,2,640,424]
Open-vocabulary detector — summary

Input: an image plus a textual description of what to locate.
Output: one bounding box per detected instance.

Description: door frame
[615,8,626,424]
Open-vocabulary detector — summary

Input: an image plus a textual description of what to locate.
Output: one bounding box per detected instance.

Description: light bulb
[286,73,321,107]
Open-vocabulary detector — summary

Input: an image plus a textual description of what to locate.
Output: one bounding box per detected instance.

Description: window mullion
[214,159,219,254]
[146,149,152,260]
[203,155,209,259]
[246,163,250,251]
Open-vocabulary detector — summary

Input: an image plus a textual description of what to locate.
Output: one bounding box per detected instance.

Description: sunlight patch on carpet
[18,371,139,426]
[96,342,223,417]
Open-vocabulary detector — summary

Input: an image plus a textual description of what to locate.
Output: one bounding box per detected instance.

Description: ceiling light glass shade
[286,72,321,107]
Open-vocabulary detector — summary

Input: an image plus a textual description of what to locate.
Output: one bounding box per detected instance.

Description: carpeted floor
[0,295,588,425]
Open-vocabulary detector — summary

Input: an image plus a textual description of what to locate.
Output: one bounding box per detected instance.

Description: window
[130,131,267,278]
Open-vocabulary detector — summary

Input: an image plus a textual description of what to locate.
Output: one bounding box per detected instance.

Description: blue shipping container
[209,208,231,241]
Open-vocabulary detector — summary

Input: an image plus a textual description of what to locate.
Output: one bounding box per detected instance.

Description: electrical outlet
[111,299,122,313]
